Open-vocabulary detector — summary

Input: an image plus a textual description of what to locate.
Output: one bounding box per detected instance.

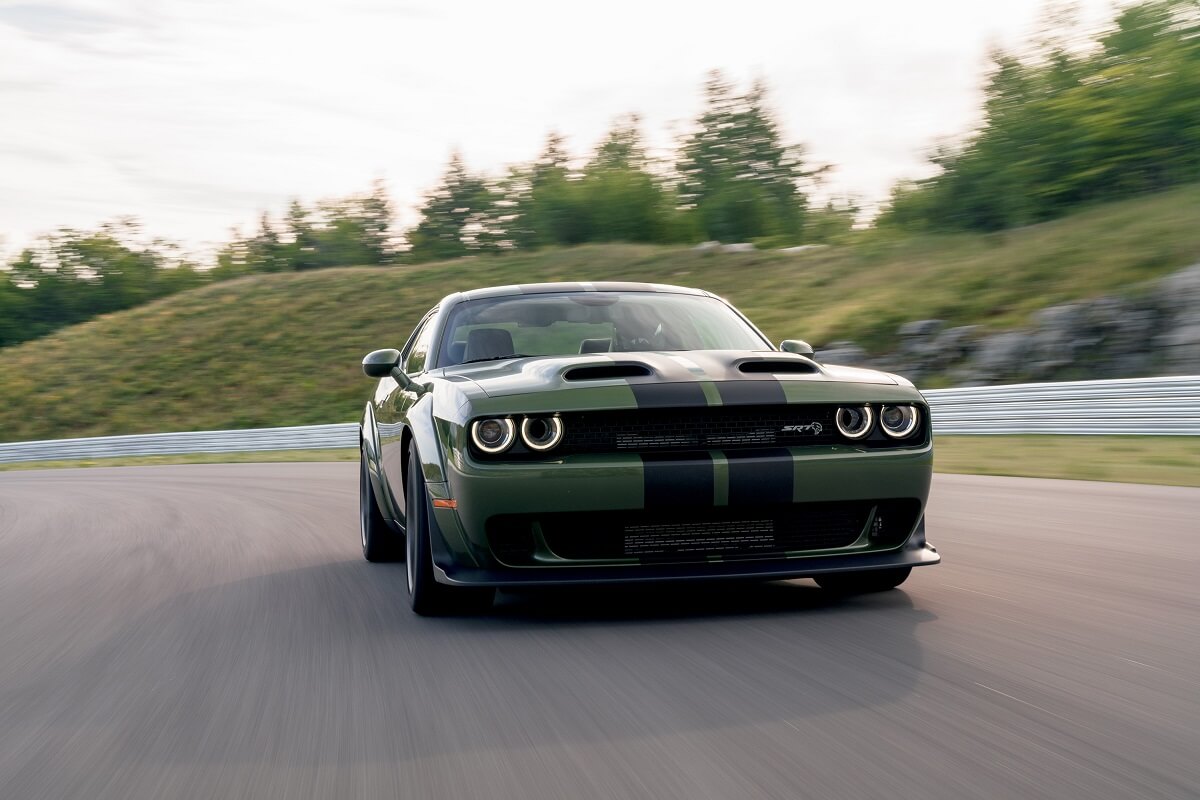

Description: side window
[404,315,437,374]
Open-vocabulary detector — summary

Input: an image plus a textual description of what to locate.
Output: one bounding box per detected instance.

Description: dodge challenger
[359,282,938,614]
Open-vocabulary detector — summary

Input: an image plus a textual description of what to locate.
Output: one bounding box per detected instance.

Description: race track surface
[1,464,1197,799]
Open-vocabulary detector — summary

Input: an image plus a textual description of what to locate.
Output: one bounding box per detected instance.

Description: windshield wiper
[459,354,531,365]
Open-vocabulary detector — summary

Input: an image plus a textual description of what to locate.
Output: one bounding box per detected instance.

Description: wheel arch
[400,426,414,502]
[360,402,382,462]
[405,394,449,488]
[360,402,402,527]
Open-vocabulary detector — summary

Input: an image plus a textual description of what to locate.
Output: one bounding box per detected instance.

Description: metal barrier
[0,424,358,464]
[0,376,1196,464]
[922,375,1200,435]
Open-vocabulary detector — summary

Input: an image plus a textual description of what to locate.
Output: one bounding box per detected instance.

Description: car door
[377,308,437,524]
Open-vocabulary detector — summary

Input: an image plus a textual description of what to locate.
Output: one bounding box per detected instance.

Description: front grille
[625,518,776,556]
[486,500,920,565]
[560,405,841,454]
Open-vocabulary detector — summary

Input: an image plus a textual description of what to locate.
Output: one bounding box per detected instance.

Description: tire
[815,566,912,594]
[405,448,494,616]
[360,447,402,562]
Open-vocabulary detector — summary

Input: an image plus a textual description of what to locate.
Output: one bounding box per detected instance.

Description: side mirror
[362,348,401,378]
[779,339,815,357]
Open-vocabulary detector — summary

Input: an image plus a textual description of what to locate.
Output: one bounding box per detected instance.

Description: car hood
[438,350,900,399]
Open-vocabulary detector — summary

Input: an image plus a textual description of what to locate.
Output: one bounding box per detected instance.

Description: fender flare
[406,393,448,486]
[360,402,382,464]
[360,403,402,526]
[405,426,476,574]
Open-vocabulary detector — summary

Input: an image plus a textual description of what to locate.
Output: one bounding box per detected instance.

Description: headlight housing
[879,404,920,439]
[520,415,564,451]
[835,405,873,439]
[470,417,516,453]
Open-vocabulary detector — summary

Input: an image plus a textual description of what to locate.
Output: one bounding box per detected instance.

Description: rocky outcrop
[814,341,868,365]
[814,262,1200,383]
[891,321,981,381]
[1157,263,1200,374]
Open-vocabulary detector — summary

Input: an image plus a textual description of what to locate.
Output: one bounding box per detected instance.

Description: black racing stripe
[630,382,708,408]
[642,452,714,508]
[726,448,793,506]
[716,379,786,406]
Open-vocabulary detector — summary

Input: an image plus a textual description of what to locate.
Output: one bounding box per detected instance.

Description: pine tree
[406,152,495,262]
[677,72,810,242]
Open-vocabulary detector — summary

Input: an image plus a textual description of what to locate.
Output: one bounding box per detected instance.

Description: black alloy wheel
[405,448,494,615]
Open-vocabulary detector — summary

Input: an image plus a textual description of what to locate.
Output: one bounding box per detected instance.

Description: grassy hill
[2,184,1200,442]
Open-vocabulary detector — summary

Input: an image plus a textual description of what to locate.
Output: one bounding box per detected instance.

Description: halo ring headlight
[880,405,920,439]
[520,415,564,451]
[471,417,515,453]
[835,405,874,440]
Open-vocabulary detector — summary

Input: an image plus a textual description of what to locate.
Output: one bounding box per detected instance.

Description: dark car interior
[438,292,767,367]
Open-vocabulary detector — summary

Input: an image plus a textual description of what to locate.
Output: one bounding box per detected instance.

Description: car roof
[445,281,712,305]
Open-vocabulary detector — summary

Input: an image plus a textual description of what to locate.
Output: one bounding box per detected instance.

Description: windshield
[436,292,769,367]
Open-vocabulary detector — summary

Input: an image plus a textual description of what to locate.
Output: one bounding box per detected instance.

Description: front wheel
[406,448,494,616]
[815,566,911,594]
[360,447,402,562]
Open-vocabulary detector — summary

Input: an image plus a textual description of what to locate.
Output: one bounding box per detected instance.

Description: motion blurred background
[2,6,1200,800]
[1,0,1198,482]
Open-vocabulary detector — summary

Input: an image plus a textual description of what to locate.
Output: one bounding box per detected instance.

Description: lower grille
[486,500,920,565]
[625,518,776,556]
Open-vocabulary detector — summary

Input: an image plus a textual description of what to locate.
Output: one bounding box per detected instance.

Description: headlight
[520,415,564,451]
[471,417,515,453]
[880,405,920,439]
[835,405,873,439]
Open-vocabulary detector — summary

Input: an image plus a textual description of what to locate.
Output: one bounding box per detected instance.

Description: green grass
[934,435,1200,487]
[3,438,1195,488]
[1,184,1199,442]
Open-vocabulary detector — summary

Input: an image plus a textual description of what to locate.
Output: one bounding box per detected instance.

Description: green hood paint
[429,350,920,420]
[443,350,898,396]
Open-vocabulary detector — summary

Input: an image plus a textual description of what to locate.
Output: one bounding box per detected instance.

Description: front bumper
[431,537,939,587]
[430,444,935,587]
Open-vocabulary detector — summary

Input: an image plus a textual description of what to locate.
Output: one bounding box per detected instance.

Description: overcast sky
[1,0,1116,259]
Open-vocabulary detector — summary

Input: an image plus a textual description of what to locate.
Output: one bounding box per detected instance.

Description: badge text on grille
[780,423,823,435]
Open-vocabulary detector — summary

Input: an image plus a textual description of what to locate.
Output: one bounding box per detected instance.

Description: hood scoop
[564,364,653,381]
[738,359,818,375]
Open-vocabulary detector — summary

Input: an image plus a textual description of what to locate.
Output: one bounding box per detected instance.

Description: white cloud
[0,0,1116,258]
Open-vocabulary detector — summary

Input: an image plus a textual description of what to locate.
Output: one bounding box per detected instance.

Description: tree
[578,115,685,244]
[248,213,285,272]
[213,182,399,273]
[509,132,588,248]
[313,181,397,268]
[0,265,29,348]
[805,197,860,244]
[282,200,320,270]
[676,72,811,242]
[878,0,1200,232]
[500,120,693,249]
[406,152,497,262]
[1,222,204,348]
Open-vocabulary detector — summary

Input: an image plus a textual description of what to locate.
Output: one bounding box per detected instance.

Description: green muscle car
[359,282,938,614]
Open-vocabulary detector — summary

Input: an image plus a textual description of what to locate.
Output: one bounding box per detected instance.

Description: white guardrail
[922,375,1200,435]
[0,376,1196,464]
[0,423,359,464]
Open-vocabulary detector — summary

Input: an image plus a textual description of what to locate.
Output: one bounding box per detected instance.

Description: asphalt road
[1,464,1197,799]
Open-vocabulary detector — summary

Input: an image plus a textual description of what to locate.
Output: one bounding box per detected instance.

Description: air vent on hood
[564,364,653,381]
[738,360,818,374]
